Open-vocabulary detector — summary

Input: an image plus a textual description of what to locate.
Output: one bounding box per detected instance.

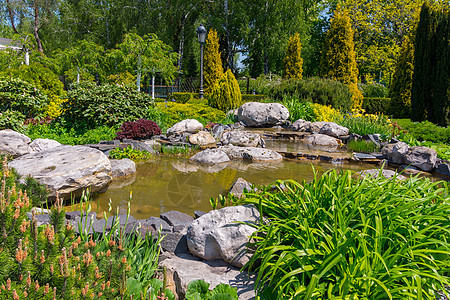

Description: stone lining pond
[91,156,376,219]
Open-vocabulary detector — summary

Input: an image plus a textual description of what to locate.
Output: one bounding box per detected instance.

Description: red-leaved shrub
[116,119,161,140]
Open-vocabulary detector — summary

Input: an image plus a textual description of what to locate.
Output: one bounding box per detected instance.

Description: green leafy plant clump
[335,112,392,136]
[170,92,197,104]
[62,82,153,130]
[346,140,379,153]
[185,280,238,300]
[234,170,450,299]
[281,95,317,122]
[109,146,153,160]
[154,102,225,128]
[0,77,49,118]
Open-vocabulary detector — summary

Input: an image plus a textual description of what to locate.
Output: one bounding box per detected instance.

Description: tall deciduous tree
[204,29,223,94]
[283,32,303,79]
[320,7,362,109]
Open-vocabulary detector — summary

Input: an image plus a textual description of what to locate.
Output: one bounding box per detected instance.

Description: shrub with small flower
[0,158,169,299]
[311,103,342,122]
[334,108,392,136]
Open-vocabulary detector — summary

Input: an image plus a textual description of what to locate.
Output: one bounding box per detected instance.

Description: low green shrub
[185,280,238,300]
[109,146,153,160]
[281,95,317,122]
[362,97,391,115]
[358,82,389,98]
[62,83,152,129]
[267,77,353,112]
[171,92,196,104]
[394,119,450,145]
[161,145,197,156]
[24,122,117,145]
[154,102,225,128]
[0,77,49,118]
[208,70,242,112]
[233,170,450,299]
[0,109,25,131]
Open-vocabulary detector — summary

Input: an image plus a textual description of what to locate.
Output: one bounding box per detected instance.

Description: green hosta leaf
[210,284,238,299]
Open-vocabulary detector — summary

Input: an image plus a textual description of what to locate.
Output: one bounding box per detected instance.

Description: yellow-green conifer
[204,29,224,94]
[208,69,241,112]
[284,33,303,79]
[321,7,363,109]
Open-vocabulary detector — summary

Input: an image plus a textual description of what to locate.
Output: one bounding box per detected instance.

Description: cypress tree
[284,33,303,79]
[411,2,449,126]
[208,69,241,112]
[388,33,415,118]
[320,7,363,109]
[431,9,449,126]
[204,29,224,94]
[411,2,434,122]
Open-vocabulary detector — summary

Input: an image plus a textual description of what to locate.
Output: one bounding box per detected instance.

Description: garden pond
[90,155,376,219]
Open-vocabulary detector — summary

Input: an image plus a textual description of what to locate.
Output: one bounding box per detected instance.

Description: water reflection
[92,157,374,219]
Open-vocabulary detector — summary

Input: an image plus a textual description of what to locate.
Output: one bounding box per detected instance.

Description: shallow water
[91,156,375,219]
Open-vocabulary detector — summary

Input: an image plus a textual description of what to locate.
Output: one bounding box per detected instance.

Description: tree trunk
[6,0,18,34]
[33,0,44,53]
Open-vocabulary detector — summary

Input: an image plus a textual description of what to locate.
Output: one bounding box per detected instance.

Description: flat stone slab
[159,252,255,300]
[219,145,282,162]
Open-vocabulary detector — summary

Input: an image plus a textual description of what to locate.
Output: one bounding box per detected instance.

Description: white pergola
[0,37,29,65]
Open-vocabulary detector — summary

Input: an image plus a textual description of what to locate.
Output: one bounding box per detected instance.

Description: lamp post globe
[197,24,207,99]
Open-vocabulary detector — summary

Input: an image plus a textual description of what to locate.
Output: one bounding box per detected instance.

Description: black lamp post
[196,24,207,99]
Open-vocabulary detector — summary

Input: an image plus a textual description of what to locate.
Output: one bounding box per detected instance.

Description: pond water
[91,156,375,219]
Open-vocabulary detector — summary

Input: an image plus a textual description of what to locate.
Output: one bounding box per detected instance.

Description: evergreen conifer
[389,33,415,118]
[208,69,241,112]
[204,29,224,94]
[320,7,363,109]
[284,33,303,79]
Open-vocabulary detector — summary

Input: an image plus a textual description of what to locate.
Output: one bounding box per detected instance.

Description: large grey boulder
[319,122,349,138]
[404,146,437,172]
[309,121,329,134]
[29,138,61,153]
[9,145,112,200]
[0,129,31,157]
[190,149,230,164]
[304,134,340,148]
[237,102,289,127]
[382,142,410,165]
[188,131,216,146]
[167,119,204,136]
[110,158,136,178]
[160,253,255,300]
[291,119,311,132]
[220,130,263,147]
[219,145,282,162]
[187,204,260,268]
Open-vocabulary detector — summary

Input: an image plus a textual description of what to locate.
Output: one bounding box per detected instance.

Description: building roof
[0,37,22,51]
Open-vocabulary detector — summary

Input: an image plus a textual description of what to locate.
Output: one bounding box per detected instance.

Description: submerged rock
[187,204,260,268]
[237,102,289,127]
[110,158,136,178]
[304,134,340,149]
[219,145,282,162]
[189,149,230,164]
[229,177,254,198]
[358,169,406,181]
[9,145,112,200]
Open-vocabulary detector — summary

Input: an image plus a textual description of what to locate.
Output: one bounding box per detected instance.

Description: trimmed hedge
[267,77,353,112]
[362,97,391,115]
[171,92,198,104]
